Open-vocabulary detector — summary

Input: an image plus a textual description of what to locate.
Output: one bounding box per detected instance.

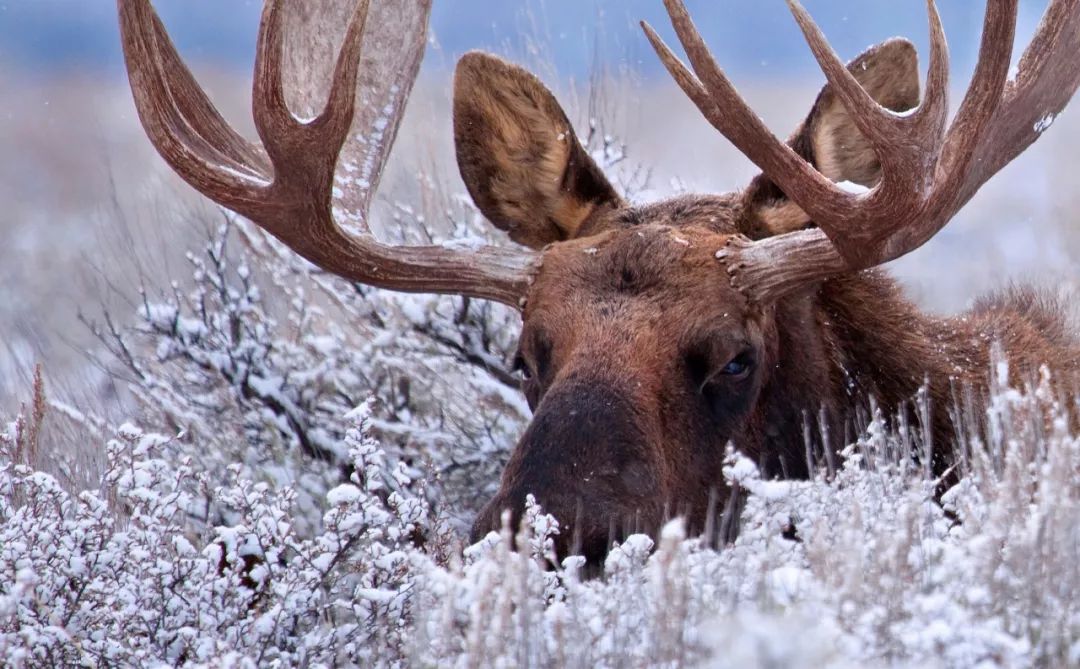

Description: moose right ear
[802,37,921,186]
[453,52,622,249]
[750,38,921,236]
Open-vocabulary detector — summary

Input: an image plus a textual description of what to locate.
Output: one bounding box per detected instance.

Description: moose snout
[469,487,620,564]
[469,381,663,562]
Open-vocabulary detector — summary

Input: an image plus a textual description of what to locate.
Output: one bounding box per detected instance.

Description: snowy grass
[2,360,1078,667]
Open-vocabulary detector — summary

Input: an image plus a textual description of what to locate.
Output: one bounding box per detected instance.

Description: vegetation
[2,203,1078,666]
[2,4,1079,663]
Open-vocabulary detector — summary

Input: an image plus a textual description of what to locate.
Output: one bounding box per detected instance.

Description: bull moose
[118,0,1080,562]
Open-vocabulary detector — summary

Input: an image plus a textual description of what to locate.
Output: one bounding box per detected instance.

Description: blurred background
[1,0,1077,406]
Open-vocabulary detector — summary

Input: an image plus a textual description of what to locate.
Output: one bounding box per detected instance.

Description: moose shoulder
[121,0,1080,564]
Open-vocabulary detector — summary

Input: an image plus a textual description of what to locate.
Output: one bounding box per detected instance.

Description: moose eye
[686,345,755,392]
[720,352,754,378]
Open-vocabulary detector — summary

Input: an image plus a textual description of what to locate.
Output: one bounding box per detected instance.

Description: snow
[326,483,362,506]
[2,205,1074,667]
[836,180,870,195]
[659,517,685,542]
[6,381,1074,667]
[722,452,759,483]
[439,235,488,251]
[1034,113,1056,134]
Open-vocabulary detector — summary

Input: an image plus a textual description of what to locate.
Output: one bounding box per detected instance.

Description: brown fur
[454,48,1080,562]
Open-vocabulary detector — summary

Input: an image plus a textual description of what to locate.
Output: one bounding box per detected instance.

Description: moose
[119,0,1080,562]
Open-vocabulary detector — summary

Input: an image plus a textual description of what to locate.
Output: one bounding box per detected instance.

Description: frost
[659,517,685,542]
[1034,112,1056,134]
[722,451,759,484]
[116,422,142,439]
[1,370,1079,667]
[766,566,812,605]
[326,483,362,506]
[88,217,527,538]
[836,180,870,195]
[439,235,487,251]
[3,186,1075,667]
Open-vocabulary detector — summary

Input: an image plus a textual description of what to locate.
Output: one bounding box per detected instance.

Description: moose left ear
[453,52,622,249]
[750,38,921,236]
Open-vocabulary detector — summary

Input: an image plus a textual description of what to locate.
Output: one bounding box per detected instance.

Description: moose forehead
[525,196,748,320]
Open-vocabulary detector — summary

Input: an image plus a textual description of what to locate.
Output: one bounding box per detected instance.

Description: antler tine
[148,10,268,173]
[118,0,268,206]
[646,0,845,214]
[317,0,371,146]
[251,0,370,199]
[639,23,712,131]
[788,0,950,179]
[964,0,1080,191]
[937,0,1016,182]
[252,0,371,165]
[914,0,950,138]
[649,0,935,265]
[119,0,537,308]
[785,1,905,146]
[252,0,294,162]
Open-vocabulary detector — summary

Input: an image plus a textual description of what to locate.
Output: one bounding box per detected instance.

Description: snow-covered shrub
[2,363,1079,668]
[0,401,441,666]
[81,213,528,537]
[7,73,1075,665]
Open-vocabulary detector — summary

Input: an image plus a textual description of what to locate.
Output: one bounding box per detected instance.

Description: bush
[2,360,1079,667]
[79,213,527,539]
[4,84,1077,667]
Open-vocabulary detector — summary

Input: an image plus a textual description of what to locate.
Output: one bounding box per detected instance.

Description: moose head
[119,0,1080,562]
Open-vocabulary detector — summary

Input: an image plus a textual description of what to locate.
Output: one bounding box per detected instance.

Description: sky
[0,1,1049,82]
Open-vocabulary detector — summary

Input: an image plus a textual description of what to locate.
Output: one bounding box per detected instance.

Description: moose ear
[752,39,921,236]
[453,52,622,249]
[805,37,921,185]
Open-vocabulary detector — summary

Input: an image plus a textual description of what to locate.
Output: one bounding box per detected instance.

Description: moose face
[471,220,774,560]
[454,42,921,559]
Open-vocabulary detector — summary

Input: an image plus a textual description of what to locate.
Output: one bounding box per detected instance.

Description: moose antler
[118,0,537,308]
[643,0,1080,303]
